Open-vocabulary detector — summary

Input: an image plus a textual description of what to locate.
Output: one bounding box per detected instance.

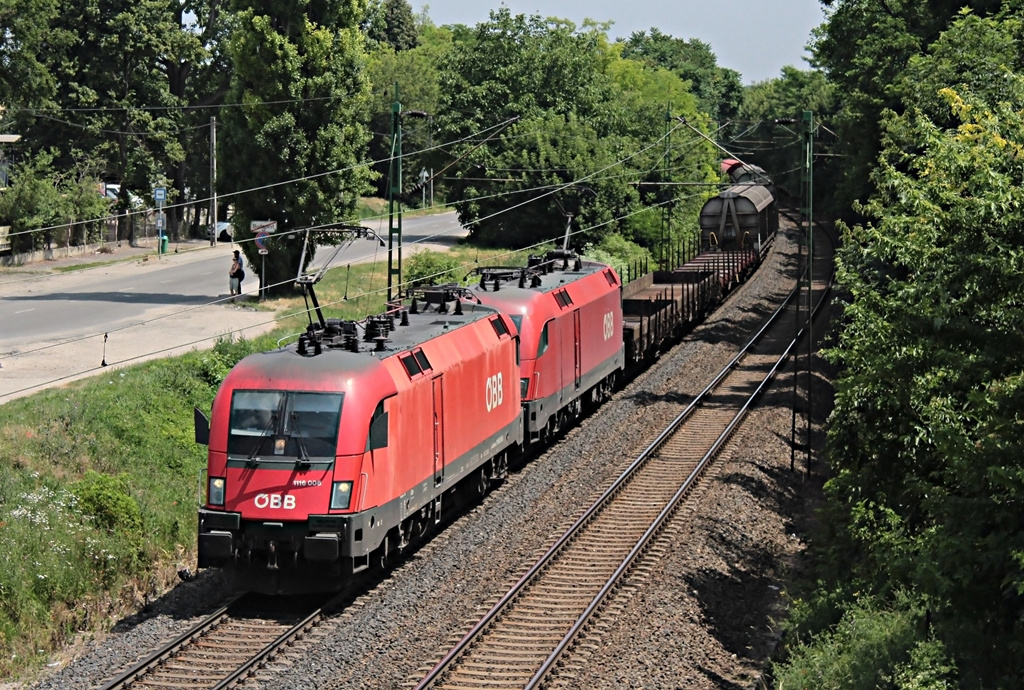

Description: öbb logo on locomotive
[254,494,296,510]
[485,373,504,412]
[194,170,777,594]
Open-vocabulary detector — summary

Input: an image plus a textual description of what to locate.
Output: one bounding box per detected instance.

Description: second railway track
[412,221,835,690]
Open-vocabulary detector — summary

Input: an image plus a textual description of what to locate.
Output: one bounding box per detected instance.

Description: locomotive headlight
[208,477,226,507]
[520,378,529,398]
[330,481,353,510]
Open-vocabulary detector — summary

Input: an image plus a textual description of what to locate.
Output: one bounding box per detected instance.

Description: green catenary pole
[387,83,403,302]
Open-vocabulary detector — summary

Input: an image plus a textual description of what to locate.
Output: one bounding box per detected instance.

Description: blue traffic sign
[254,231,270,250]
[154,187,166,202]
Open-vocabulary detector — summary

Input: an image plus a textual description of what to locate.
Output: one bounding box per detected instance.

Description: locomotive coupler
[267,540,279,570]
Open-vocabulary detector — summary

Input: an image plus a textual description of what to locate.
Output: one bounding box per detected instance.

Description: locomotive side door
[573,309,581,390]
[432,375,444,486]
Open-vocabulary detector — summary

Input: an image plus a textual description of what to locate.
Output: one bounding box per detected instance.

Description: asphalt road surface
[0,212,465,403]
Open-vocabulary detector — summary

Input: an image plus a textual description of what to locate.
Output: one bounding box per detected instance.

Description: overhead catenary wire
[1,116,523,241]
[1,119,703,396]
[0,192,691,400]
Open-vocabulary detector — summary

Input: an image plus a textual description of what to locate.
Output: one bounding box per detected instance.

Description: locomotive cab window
[538,321,551,357]
[228,390,343,459]
[490,316,510,338]
[366,399,389,451]
[401,349,432,378]
[400,353,422,377]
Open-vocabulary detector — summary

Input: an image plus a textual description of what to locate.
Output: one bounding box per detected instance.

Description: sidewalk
[0,236,224,273]
[0,236,269,404]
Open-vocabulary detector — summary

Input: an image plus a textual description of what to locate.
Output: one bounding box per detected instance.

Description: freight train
[193,164,778,594]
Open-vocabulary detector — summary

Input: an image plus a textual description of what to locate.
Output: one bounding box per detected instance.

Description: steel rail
[524,215,837,688]
[99,593,246,690]
[415,217,835,690]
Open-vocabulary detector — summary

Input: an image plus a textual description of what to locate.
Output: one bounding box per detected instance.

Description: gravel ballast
[27,220,832,690]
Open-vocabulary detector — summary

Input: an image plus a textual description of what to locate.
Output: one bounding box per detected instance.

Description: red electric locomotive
[194,284,521,594]
[469,249,624,443]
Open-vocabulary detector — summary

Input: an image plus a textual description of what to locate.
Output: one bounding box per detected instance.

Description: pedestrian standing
[229,250,245,301]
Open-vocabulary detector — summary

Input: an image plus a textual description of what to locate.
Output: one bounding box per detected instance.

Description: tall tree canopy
[363,0,418,51]
[432,10,714,252]
[812,0,1005,219]
[735,66,839,205]
[777,8,1024,687]
[219,0,373,296]
[620,28,743,125]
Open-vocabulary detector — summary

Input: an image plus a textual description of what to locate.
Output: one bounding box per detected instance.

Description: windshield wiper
[290,412,312,469]
[247,413,277,467]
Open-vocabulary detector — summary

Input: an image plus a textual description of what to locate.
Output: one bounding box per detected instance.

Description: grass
[0,239,536,680]
[52,258,145,273]
[0,336,274,678]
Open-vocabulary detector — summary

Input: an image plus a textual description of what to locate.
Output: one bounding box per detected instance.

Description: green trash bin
[160,235,168,254]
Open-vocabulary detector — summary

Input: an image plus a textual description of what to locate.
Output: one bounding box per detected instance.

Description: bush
[71,471,142,535]
[404,249,463,287]
[772,594,957,689]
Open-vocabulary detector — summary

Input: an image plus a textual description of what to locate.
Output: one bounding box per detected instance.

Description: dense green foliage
[0,335,271,675]
[0,152,109,252]
[432,10,717,255]
[363,0,418,51]
[620,28,743,125]
[736,66,841,208]
[220,0,374,297]
[778,6,1024,687]
[811,0,1006,222]
[364,18,450,199]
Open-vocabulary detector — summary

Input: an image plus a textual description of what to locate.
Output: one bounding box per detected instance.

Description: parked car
[101,184,145,210]
[207,221,232,241]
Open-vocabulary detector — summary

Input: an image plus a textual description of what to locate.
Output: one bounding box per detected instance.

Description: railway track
[99,591,338,689]
[412,224,835,690]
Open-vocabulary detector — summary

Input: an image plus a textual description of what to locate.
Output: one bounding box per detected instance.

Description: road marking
[120,287,136,292]
[15,308,35,314]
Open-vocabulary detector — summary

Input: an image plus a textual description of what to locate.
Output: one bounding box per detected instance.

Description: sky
[414,0,827,84]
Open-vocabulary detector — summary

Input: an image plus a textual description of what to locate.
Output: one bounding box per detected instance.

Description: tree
[220,0,373,297]
[363,0,417,51]
[432,10,714,252]
[162,0,234,240]
[790,10,1024,686]
[620,29,743,124]
[0,151,109,253]
[3,0,185,247]
[811,0,1005,220]
[364,24,450,199]
[736,66,840,206]
[0,0,63,109]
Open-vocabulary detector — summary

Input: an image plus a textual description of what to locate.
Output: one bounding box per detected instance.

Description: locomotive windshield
[227,390,343,459]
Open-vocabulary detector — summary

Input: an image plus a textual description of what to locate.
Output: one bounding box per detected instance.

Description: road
[0,212,466,403]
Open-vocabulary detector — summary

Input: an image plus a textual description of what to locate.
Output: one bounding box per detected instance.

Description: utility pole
[210,116,217,246]
[660,104,672,269]
[803,110,815,473]
[387,84,403,302]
